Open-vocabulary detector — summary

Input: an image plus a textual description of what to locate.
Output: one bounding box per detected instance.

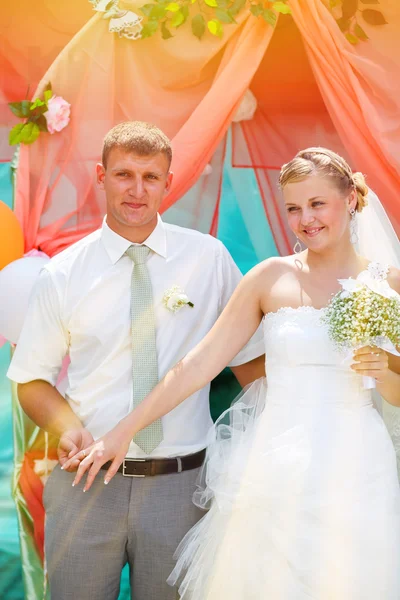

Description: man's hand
[58,428,94,472]
[62,422,132,491]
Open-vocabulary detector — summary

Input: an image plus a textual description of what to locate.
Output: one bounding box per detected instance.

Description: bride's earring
[350,208,358,244]
[293,238,302,254]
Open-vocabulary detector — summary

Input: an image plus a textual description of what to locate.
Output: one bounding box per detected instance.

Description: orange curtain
[232,14,349,254]
[289,0,400,233]
[14,5,273,255]
[0,0,92,162]
[11,1,400,254]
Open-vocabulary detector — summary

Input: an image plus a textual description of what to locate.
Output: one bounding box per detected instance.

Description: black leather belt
[100,448,206,478]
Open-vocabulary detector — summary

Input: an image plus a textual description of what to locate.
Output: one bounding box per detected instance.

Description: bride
[68,148,400,598]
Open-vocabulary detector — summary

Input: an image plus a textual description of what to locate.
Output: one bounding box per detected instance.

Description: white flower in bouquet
[322,274,400,388]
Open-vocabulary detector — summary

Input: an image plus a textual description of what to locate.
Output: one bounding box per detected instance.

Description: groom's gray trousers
[43,464,204,600]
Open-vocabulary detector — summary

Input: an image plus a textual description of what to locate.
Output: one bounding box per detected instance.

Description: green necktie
[125,245,163,453]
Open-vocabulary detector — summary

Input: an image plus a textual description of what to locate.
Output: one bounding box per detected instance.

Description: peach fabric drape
[232,14,349,254]
[231,2,400,252]
[0,0,92,162]
[11,0,400,254]
[290,0,400,232]
[14,5,272,255]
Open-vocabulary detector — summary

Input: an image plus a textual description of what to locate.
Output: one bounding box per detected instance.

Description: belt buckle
[123,457,146,477]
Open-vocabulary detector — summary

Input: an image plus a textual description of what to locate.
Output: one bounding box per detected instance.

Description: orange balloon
[0,201,24,270]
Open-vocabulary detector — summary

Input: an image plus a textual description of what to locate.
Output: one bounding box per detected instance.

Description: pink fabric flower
[44,96,71,134]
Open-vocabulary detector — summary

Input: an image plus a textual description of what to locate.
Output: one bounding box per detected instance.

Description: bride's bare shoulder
[248,256,297,284]
[387,266,400,294]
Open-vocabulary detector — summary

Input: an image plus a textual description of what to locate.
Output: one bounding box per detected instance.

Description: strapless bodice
[263,306,372,408]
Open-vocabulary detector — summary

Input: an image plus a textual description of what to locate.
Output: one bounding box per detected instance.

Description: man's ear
[165,171,174,194]
[96,163,106,189]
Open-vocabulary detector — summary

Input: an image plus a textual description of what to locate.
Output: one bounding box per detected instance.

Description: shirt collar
[101,214,167,264]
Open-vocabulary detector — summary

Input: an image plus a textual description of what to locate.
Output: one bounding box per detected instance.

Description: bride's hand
[351,346,389,382]
[63,424,132,492]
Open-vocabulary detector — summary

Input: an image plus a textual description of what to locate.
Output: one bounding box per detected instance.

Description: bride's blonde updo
[279,147,368,212]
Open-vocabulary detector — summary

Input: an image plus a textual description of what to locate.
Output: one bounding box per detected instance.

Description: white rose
[163,285,194,312]
[167,293,189,312]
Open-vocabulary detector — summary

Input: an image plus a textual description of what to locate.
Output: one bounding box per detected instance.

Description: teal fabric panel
[0,163,13,209]
[0,343,24,599]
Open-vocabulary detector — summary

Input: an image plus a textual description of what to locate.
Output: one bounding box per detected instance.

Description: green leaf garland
[328,0,388,45]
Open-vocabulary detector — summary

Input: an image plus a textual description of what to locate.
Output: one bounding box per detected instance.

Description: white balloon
[0,256,50,344]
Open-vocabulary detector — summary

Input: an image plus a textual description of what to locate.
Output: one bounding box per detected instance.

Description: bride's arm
[68,262,268,489]
[123,264,265,429]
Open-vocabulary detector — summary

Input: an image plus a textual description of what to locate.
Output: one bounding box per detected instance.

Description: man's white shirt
[8,216,264,458]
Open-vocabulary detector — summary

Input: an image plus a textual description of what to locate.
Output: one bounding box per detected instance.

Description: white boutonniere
[162,286,194,313]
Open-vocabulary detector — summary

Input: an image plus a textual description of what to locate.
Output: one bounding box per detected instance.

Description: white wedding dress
[169,262,400,599]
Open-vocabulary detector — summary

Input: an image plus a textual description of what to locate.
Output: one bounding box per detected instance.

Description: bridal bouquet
[322,269,400,389]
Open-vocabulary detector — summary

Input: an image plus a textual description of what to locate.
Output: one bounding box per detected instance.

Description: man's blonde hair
[102,121,172,170]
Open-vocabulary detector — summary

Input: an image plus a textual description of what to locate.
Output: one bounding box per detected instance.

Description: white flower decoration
[339,270,400,301]
[90,0,143,40]
[232,89,258,123]
[202,163,213,176]
[163,286,194,313]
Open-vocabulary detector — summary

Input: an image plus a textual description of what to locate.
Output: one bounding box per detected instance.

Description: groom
[8,121,265,600]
